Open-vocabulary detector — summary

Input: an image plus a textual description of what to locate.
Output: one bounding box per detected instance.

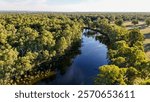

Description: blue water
[38,34,108,85]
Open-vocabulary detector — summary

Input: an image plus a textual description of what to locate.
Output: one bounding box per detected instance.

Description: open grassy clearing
[144,36,150,59]
[141,27,150,34]
[123,21,145,27]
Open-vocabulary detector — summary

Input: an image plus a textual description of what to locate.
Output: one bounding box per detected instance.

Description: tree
[109,16,115,23]
[57,37,68,55]
[114,40,128,50]
[111,57,126,67]
[115,19,123,26]
[22,27,39,40]
[0,14,83,84]
[125,67,139,84]
[0,33,7,44]
[129,29,144,46]
[132,19,139,25]
[95,65,126,85]
[145,18,150,27]
[140,61,150,79]
[41,30,55,49]
[0,24,7,44]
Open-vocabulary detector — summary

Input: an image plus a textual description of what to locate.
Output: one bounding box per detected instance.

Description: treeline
[0,14,83,84]
[77,12,150,27]
[94,19,150,85]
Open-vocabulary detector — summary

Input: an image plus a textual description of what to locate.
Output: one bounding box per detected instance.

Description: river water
[37,32,108,85]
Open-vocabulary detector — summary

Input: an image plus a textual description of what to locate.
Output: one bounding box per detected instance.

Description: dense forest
[0,12,150,85]
[93,19,150,85]
[0,13,83,84]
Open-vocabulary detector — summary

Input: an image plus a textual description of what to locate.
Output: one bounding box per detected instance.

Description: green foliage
[95,65,126,85]
[145,18,150,26]
[111,57,126,67]
[1,13,150,85]
[0,14,83,84]
[57,37,68,55]
[132,19,139,25]
[129,29,144,46]
[95,19,150,85]
[115,19,123,26]
[125,67,139,84]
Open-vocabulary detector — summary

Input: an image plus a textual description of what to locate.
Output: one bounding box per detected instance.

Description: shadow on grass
[126,24,148,30]
[144,34,150,38]
[138,24,147,29]
[144,43,150,52]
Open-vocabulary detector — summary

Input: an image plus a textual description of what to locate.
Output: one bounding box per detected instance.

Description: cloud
[0,0,49,11]
[0,0,149,12]
[41,0,150,12]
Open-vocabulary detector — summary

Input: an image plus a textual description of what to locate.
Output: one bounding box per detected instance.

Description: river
[36,31,108,85]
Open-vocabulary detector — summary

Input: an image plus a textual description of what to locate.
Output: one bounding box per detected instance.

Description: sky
[0,0,149,12]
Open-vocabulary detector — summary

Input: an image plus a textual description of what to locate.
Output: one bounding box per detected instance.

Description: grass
[144,39,150,44]
[141,27,150,35]
[123,21,145,27]
[141,26,150,59]
[144,38,150,59]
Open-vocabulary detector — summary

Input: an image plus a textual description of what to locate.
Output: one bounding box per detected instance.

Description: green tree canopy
[95,65,126,85]
[145,18,150,26]
[132,19,139,25]
[115,19,123,26]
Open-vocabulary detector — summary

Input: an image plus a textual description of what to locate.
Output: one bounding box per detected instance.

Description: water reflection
[36,32,108,85]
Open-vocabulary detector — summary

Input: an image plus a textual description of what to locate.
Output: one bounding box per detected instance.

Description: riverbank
[36,32,108,85]
[93,20,150,85]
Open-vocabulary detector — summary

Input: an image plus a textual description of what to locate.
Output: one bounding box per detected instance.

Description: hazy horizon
[0,10,150,13]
